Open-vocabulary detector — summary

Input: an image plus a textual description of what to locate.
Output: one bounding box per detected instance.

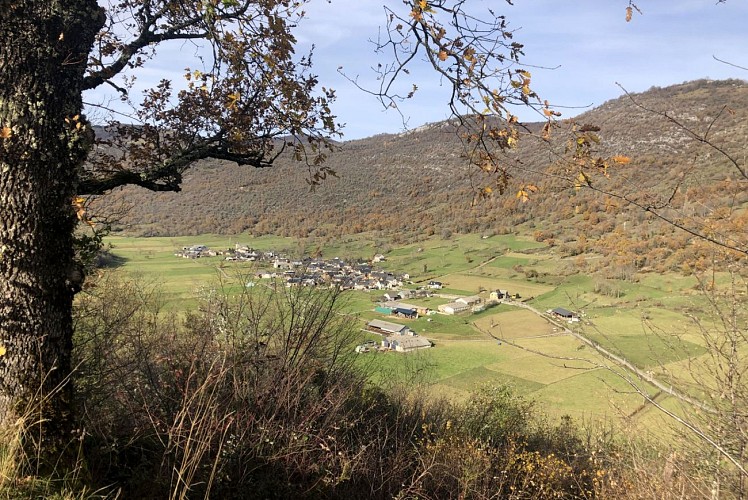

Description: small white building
[273,258,291,269]
[438,302,470,315]
[384,335,432,352]
[456,295,482,306]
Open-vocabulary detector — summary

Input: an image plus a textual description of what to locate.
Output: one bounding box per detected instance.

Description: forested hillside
[103,79,748,270]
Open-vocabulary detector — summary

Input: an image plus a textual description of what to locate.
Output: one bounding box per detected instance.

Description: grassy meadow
[104,232,716,428]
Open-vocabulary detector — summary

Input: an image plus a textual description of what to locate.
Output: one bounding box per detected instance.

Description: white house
[438,302,470,315]
[456,295,482,306]
[384,335,432,352]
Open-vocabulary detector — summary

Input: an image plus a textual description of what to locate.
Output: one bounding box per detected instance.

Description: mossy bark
[0,1,102,472]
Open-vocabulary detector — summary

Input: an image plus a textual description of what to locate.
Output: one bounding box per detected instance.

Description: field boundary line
[486,301,716,414]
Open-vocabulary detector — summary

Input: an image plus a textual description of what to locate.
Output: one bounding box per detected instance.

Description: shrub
[67,273,696,498]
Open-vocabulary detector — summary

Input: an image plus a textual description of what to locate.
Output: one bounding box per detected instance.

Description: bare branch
[713,55,748,72]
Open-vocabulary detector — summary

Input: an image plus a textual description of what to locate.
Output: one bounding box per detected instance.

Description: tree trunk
[0,1,102,470]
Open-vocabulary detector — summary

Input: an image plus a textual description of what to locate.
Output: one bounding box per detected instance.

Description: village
[177,244,581,355]
[176,243,411,291]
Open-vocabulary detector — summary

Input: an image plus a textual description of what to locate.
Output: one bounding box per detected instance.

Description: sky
[86,1,748,140]
[293,0,748,139]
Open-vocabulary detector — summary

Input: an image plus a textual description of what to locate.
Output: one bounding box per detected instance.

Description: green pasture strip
[469,266,517,280]
[313,237,377,260]
[585,306,706,344]
[438,365,545,394]
[344,291,378,312]
[487,255,535,269]
[408,315,483,338]
[471,308,556,340]
[495,335,604,385]
[397,296,452,309]
[582,329,706,369]
[529,274,596,311]
[625,384,723,444]
[437,287,478,296]
[356,310,382,323]
[363,339,504,386]
[469,303,513,320]
[440,273,554,299]
[532,368,651,420]
[380,234,543,281]
[108,239,229,301]
[529,255,577,275]
[489,235,547,252]
[109,233,305,257]
[637,273,699,293]
[418,340,504,381]
[383,245,487,280]
[650,343,748,404]
[630,395,692,442]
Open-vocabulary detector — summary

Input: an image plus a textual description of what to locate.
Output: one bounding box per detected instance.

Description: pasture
[104,232,712,426]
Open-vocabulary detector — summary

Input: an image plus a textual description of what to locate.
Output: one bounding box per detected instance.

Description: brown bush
[70,273,704,499]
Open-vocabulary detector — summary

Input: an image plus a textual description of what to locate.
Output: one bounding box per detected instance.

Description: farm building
[393,307,418,319]
[472,304,486,313]
[550,307,577,320]
[383,335,432,352]
[438,302,470,315]
[383,301,430,317]
[366,319,413,336]
[456,295,482,306]
[489,289,510,301]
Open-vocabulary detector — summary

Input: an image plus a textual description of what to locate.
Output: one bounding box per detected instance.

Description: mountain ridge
[98,78,748,271]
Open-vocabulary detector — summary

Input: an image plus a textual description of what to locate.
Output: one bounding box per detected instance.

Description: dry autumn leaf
[612,155,631,164]
[0,126,11,139]
[226,91,241,110]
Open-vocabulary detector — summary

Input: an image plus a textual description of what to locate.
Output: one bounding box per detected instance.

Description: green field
[105,232,715,426]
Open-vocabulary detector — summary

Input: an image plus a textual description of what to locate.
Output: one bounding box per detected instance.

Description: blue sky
[86,1,748,140]
[294,0,748,139]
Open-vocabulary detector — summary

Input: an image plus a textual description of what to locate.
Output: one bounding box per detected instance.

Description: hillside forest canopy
[0,0,747,497]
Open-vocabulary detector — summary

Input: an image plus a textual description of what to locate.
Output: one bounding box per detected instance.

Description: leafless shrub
[72,274,652,498]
